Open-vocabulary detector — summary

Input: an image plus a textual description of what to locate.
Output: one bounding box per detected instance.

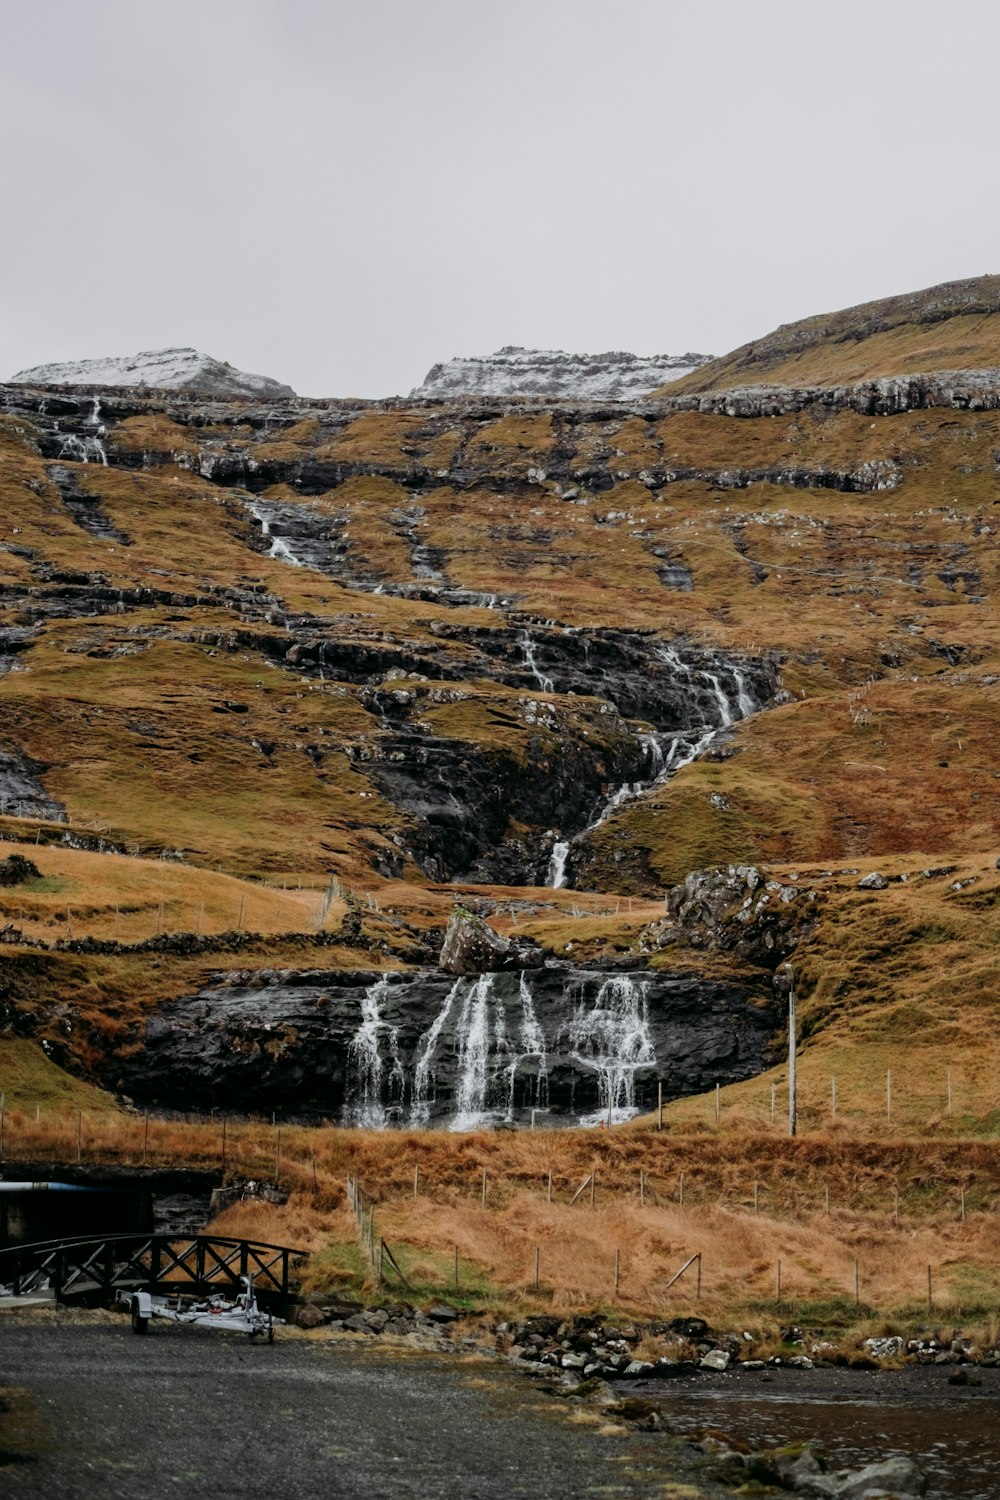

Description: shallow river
[657,1367,1000,1499]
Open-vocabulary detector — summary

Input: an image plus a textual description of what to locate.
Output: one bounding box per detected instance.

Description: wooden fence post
[614,1249,620,1293]
[658,1081,663,1132]
[534,1246,540,1288]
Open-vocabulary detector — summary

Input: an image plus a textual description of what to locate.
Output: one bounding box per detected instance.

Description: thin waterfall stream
[546,648,764,889]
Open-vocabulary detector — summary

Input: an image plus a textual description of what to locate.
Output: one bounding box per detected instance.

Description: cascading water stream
[519,631,554,693]
[567,974,656,1124]
[552,646,762,886]
[247,499,304,566]
[345,976,405,1127]
[410,974,551,1130]
[59,396,108,466]
[547,839,570,888]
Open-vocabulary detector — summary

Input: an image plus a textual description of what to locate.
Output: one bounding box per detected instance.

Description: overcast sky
[2,0,998,397]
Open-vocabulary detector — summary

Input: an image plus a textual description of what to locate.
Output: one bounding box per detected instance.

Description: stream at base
[657,1371,1000,1499]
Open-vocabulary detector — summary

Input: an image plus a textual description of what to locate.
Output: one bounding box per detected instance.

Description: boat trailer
[119,1275,282,1341]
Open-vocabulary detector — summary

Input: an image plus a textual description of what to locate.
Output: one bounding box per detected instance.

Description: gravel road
[0,1314,705,1500]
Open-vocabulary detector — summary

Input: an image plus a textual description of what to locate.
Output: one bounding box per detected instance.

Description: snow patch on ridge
[412,346,714,401]
[10,347,296,398]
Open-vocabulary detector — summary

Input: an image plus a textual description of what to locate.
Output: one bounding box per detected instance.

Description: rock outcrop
[412,346,713,400]
[640,865,819,966]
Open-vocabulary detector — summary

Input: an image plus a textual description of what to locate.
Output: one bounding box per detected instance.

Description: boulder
[819,1455,927,1498]
[700,1349,730,1371]
[426,1302,461,1323]
[857,872,889,890]
[294,1303,326,1330]
[438,911,542,974]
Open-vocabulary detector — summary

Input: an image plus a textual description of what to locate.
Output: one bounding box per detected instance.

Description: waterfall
[731,664,756,718]
[56,396,109,466]
[519,631,554,693]
[345,976,405,1128]
[547,838,569,888]
[512,973,548,1112]
[702,669,735,728]
[639,733,666,776]
[553,645,761,891]
[567,975,656,1124]
[410,973,550,1130]
[410,977,462,1126]
[451,974,500,1130]
[247,499,303,566]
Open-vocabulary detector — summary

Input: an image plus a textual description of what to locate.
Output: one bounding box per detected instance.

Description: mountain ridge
[10,346,296,399]
[412,345,713,400]
[666,273,1000,394]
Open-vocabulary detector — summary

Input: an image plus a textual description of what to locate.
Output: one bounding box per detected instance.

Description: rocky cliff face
[10,347,295,399]
[412,346,712,400]
[111,963,779,1125]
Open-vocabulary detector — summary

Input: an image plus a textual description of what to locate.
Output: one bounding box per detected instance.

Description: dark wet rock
[46,464,131,543]
[0,745,66,823]
[104,963,778,1122]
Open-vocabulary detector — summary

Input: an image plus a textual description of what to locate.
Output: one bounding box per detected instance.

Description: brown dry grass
[7,1109,1000,1325]
[0,838,343,942]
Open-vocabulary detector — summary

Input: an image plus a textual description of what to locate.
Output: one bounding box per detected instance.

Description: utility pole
[775,961,797,1137]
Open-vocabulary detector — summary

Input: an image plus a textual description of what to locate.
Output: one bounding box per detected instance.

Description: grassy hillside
[1,305,1000,1176]
[666,274,1000,392]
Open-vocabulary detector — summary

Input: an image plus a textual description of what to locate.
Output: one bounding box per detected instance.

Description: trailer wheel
[130,1298,149,1334]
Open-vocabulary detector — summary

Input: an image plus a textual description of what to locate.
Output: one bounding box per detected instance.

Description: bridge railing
[0,1233,309,1307]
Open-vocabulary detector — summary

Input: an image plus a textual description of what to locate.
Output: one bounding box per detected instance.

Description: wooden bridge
[0,1233,308,1310]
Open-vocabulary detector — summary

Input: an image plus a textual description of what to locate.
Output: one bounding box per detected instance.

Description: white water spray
[519,631,554,693]
[345,976,405,1128]
[568,975,656,1124]
[547,839,569,888]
